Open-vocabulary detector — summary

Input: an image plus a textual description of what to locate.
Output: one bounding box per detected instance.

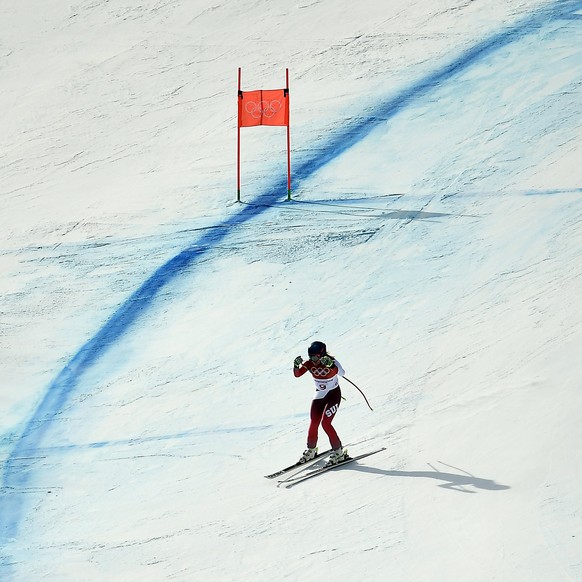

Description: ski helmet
[308,341,327,357]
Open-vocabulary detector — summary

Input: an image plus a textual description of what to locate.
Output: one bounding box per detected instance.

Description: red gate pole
[237,67,242,202]
[286,68,291,201]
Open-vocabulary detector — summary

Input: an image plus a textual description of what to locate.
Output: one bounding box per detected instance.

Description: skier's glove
[294,356,304,369]
[320,355,334,368]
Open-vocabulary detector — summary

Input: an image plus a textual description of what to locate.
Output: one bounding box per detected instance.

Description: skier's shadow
[347,460,510,493]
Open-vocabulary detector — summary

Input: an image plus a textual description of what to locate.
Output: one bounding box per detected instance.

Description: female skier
[293,340,348,466]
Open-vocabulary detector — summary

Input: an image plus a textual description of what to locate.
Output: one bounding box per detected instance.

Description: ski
[264,449,333,479]
[280,447,386,488]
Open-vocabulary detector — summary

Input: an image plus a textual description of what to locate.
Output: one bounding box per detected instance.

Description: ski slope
[1,1,581,580]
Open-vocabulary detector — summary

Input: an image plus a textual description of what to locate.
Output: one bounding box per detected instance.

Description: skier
[293,340,349,466]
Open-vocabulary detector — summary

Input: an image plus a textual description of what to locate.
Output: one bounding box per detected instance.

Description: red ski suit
[294,358,345,450]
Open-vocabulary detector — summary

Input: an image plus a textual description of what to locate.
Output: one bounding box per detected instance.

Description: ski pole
[343,376,374,411]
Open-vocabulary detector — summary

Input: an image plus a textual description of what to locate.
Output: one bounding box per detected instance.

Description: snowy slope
[1,1,581,580]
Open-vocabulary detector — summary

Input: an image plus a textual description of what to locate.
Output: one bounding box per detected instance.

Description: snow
[1,0,581,580]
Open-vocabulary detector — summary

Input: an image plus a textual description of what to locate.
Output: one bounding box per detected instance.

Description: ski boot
[325,447,349,467]
[298,447,317,464]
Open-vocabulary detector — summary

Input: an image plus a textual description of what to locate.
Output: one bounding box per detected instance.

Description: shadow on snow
[1,0,579,549]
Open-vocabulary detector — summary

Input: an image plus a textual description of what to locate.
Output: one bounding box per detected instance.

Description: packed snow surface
[1,1,581,580]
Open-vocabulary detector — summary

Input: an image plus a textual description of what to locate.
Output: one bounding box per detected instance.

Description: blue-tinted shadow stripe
[293,0,582,181]
[1,0,580,550]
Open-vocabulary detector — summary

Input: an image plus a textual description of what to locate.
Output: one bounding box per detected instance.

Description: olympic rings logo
[311,367,331,378]
[245,99,283,119]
